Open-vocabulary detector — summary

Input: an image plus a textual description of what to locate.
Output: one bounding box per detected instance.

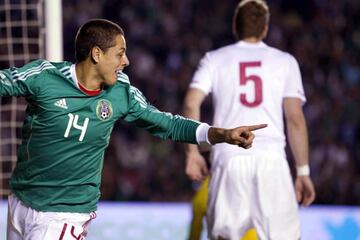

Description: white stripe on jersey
[134,97,147,108]
[129,86,147,108]
[59,66,71,79]
[174,114,201,124]
[16,66,55,81]
[64,73,71,79]
[16,61,50,77]
[59,66,70,73]
[13,62,55,81]
[15,61,52,78]
[117,72,130,83]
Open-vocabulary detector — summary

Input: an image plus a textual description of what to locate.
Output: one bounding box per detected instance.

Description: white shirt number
[64,113,89,142]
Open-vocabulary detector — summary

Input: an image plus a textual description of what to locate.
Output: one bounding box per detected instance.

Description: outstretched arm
[125,85,266,182]
[284,97,315,206]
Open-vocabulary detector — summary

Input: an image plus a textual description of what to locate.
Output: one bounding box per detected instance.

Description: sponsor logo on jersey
[54,98,68,109]
[96,99,113,121]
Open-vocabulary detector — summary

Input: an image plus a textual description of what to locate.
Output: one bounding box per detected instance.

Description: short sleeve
[283,55,306,103]
[189,53,213,95]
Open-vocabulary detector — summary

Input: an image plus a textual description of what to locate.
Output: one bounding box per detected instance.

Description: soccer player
[183,0,316,239]
[0,19,267,240]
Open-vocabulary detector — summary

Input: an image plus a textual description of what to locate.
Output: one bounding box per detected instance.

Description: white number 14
[64,113,89,142]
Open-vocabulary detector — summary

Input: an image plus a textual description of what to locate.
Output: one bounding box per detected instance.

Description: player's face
[99,34,130,86]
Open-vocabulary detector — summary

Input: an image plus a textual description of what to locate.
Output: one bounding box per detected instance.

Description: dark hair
[233,0,270,40]
[75,19,124,62]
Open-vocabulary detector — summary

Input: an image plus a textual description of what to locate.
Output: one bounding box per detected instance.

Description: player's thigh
[7,217,22,240]
[192,177,209,215]
[215,229,258,240]
[214,228,257,240]
[29,212,95,240]
[207,160,252,240]
[37,221,85,240]
[7,194,26,240]
[253,155,300,239]
[189,178,209,240]
[7,194,95,240]
[242,228,257,240]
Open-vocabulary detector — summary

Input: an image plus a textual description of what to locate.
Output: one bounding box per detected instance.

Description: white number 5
[64,113,89,142]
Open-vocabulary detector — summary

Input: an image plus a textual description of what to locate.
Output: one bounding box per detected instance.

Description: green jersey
[0,59,199,213]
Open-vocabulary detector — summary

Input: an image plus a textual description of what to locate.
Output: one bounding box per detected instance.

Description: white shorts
[207,153,300,240]
[7,194,96,240]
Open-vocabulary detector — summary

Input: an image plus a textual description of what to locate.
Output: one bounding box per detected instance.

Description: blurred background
[1,0,360,239]
[60,0,360,205]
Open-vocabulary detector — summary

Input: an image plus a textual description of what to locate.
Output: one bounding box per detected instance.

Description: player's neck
[75,62,102,91]
[242,37,262,43]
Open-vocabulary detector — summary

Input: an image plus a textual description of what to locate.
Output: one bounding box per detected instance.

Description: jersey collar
[70,64,80,88]
[70,64,102,96]
[236,41,267,48]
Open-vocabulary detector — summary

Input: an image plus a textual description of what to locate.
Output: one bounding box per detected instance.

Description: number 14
[239,62,263,107]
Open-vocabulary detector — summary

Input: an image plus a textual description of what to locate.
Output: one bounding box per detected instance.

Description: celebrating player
[183,0,316,239]
[1,19,266,240]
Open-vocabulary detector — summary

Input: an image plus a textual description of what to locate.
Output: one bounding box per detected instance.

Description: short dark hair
[75,19,124,62]
[233,0,270,40]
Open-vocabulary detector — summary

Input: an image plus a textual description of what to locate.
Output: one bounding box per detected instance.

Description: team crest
[96,99,113,121]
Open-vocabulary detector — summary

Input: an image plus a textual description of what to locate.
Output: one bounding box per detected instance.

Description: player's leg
[7,194,25,240]
[7,194,96,240]
[217,230,258,240]
[207,157,253,240]
[188,177,209,240]
[6,223,22,240]
[36,211,96,240]
[7,211,22,239]
[252,153,300,240]
[242,228,257,240]
[188,175,257,240]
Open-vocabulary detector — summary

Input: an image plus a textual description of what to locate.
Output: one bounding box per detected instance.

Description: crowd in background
[61,0,360,204]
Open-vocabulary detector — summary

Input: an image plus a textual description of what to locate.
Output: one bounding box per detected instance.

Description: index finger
[246,124,268,131]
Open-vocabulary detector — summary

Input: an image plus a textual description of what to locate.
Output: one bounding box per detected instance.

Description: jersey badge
[96,99,113,121]
[54,98,68,109]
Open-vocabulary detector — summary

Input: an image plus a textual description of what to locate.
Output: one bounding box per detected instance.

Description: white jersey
[190,41,305,166]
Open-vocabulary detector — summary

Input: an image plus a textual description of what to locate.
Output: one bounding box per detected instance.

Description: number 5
[239,62,263,107]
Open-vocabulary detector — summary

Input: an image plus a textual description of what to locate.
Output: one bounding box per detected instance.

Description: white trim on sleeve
[195,123,212,146]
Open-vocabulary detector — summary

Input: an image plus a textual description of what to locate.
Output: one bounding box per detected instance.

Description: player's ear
[90,46,102,63]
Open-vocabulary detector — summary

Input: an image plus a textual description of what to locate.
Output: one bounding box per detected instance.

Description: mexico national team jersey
[0,59,199,213]
[190,41,305,166]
